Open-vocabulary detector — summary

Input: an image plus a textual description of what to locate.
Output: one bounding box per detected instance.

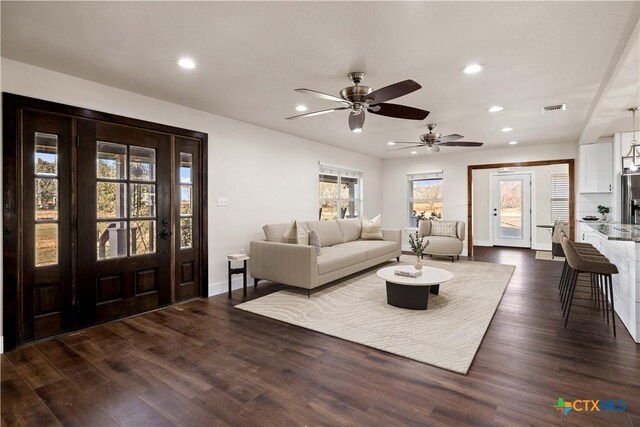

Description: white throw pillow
[296,221,310,245]
[360,215,384,240]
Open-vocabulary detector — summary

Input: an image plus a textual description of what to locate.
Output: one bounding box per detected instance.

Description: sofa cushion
[431,220,458,238]
[360,215,384,240]
[281,220,297,244]
[305,220,345,247]
[424,236,463,255]
[333,240,398,260]
[263,222,292,242]
[316,246,367,275]
[336,219,362,242]
[418,219,432,237]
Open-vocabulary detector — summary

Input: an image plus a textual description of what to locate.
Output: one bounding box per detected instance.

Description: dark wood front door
[175,137,202,301]
[77,121,172,324]
[4,93,208,351]
[21,111,73,340]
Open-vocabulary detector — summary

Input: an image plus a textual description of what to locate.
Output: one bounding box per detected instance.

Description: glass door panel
[492,174,531,248]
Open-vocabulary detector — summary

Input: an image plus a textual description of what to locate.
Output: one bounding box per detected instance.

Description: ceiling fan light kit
[387,123,484,154]
[286,72,430,132]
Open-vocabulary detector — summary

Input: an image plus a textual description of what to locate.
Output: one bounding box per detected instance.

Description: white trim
[532,243,552,251]
[473,240,493,247]
[0,337,3,354]
[208,275,255,297]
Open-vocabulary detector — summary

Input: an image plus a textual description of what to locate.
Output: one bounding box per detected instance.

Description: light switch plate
[216,197,228,207]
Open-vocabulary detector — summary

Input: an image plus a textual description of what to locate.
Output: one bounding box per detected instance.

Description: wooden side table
[227,255,249,299]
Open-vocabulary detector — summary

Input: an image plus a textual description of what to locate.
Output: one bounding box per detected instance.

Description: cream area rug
[535,250,565,262]
[236,256,515,374]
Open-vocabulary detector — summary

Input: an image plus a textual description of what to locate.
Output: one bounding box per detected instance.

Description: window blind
[319,162,363,178]
[407,170,443,181]
[550,173,569,222]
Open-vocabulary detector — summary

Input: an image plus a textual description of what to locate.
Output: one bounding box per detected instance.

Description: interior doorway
[490,173,531,248]
[467,159,574,256]
[3,94,208,351]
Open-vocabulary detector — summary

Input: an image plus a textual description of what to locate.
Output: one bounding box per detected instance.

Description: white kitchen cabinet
[579,142,613,193]
[577,221,600,245]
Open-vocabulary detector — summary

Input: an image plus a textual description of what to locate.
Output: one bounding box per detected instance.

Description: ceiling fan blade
[294,88,349,104]
[366,80,422,104]
[437,134,464,143]
[286,106,349,120]
[436,141,484,147]
[349,111,365,131]
[368,103,430,120]
[388,144,423,151]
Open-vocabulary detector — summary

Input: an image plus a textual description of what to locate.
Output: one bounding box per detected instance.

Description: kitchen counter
[580,224,640,342]
[586,222,640,242]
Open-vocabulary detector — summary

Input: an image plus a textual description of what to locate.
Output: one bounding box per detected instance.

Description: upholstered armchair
[418,219,465,262]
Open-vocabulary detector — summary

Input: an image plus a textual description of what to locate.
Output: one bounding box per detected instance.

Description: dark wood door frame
[3,93,209,351]
[467,159,575,256]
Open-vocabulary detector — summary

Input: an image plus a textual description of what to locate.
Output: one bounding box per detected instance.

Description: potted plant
[408,231,429,270]
[597,205,610,222]
[412,210,428,227]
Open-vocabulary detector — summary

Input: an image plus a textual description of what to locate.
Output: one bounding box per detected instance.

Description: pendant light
[623,107,640,172]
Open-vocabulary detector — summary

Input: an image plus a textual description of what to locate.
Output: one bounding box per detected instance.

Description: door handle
[159,229,172,240]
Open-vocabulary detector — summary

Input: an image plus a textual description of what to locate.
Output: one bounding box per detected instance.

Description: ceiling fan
[389,123,483,153]
[286,72,430,132]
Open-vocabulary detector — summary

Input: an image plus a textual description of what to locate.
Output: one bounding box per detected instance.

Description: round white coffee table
[377,265,454,310]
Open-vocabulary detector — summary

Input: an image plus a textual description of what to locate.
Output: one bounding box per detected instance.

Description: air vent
[541,104,567,113]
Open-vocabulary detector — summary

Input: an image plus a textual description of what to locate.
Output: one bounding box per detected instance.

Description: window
[408,171,443,227]
[319,163,363,221]
[96,142,157,259]
[550,173,569,222]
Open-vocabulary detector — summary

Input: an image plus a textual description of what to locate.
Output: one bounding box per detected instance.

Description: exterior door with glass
[77,121,172,324]
[491,174,532,248]
[20,111,73,341]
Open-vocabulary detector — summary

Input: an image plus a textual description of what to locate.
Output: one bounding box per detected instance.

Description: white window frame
[408,171,444,227]
[319,163,363,220]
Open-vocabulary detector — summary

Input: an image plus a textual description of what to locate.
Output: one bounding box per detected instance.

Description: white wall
[0,59,383,298]
[382,143,578,253]
[472,164,569,250]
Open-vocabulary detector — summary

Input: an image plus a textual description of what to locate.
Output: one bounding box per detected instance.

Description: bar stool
[561,237,618,336]
[557,230,602,303]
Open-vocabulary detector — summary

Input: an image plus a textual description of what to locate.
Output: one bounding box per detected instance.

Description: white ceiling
[2,1,639,159]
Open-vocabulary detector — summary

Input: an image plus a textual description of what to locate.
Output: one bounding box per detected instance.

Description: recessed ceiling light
[178,58,196,69]
[488,106,504,113]
[352,128,363,133]
[508,141,519,145]
[410,151,418,155]
[295,105,308,112]
[501,127,514,132]
[387,141,396,146]
[462,64,484,74]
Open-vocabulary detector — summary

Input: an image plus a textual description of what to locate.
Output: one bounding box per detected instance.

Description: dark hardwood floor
[2,247,639,426]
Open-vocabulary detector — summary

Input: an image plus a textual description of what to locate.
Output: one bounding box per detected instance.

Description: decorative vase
[415,255,423,271]
[600,213,607,222]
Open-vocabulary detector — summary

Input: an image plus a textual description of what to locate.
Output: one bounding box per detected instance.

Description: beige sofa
[418,219,465,262]
[250,219,402,294]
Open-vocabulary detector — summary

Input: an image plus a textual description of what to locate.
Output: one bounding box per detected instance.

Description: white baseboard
[532,243,552,251]
[473,240,493,247]
[208,275,255,297]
